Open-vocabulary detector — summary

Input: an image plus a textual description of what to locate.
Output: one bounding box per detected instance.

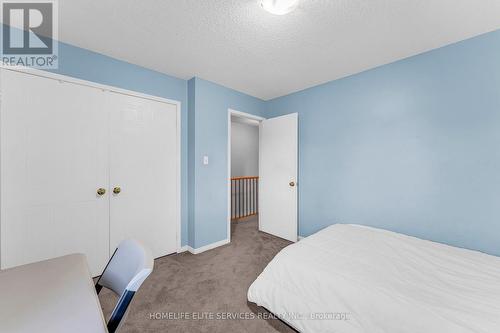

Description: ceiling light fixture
[261,0,299,15]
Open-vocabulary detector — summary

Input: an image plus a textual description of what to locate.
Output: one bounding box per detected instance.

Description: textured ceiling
[54,0,500,100]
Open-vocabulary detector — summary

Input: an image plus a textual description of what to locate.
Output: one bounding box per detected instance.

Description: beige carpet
[98,217,296,332]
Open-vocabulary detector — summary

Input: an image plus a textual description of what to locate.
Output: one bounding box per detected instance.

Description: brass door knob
[289,181,295,187]
[113,186,121,194]
[97,188,106,196]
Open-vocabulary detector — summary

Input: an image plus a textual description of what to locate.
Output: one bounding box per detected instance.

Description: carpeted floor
[98,217,296,332]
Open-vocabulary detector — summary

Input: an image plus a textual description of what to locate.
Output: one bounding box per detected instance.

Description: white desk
[0,254,108,333]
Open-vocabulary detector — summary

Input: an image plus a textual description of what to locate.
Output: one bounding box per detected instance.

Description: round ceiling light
[261,0,299,15]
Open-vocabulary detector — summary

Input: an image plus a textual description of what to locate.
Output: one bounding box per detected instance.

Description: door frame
[0,66,183,256]
[227,109,265,243]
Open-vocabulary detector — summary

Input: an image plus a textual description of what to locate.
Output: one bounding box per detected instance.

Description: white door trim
[0,66,183,254]
[227,109,265,243]
[0,66,180,105]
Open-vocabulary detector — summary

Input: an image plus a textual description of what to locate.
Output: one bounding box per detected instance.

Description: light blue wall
[189,78,265,248]
[29,39,190,246]
[6,22,500,255]
[265,30,500,255]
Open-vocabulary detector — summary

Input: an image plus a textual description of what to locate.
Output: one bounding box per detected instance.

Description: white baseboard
[298,236,305,241]
[177,245,189,253]
[187,238,230,254]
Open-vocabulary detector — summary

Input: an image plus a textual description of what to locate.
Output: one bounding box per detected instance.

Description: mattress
[247,224,500,333]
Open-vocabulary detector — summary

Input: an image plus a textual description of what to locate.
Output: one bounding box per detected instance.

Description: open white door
[259,113,298,242]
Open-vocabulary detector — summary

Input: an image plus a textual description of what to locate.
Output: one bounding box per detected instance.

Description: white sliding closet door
[108,92,178,258]
[0,69,110,276]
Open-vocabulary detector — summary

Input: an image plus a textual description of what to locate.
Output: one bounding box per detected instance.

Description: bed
[247,224,500,333]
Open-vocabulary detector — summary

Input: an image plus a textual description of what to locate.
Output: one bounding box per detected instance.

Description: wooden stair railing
[231,176,259,220]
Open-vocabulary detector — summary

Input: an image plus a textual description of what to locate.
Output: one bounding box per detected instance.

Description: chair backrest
[96,239,154,333]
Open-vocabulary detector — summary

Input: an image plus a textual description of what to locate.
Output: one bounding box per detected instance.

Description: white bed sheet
[248,224,500,333]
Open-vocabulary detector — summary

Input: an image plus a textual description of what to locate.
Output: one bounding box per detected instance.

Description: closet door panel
[0,69,110,276]
[108,92,177,258]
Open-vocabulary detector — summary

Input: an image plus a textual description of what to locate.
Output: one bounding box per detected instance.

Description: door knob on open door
[113,186,121,194]
[97,188,106,196]
[289,181,295,187]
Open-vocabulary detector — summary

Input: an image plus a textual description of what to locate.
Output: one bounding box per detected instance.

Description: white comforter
[247,224,500,333]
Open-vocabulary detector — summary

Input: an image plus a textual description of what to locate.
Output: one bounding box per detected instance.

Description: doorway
[227,109,299,243]
[228,110,263,240]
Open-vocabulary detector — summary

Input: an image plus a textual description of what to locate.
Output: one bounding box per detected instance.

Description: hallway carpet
[98,217,296,332]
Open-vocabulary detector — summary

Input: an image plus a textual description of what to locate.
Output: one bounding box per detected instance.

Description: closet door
[0,69,110,276]
[108,92,178,258]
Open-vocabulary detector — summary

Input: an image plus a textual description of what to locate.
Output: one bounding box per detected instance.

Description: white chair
[95,239,154,333]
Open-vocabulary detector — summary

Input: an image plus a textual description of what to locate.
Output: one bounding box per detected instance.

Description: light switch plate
[203,155,209,165]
